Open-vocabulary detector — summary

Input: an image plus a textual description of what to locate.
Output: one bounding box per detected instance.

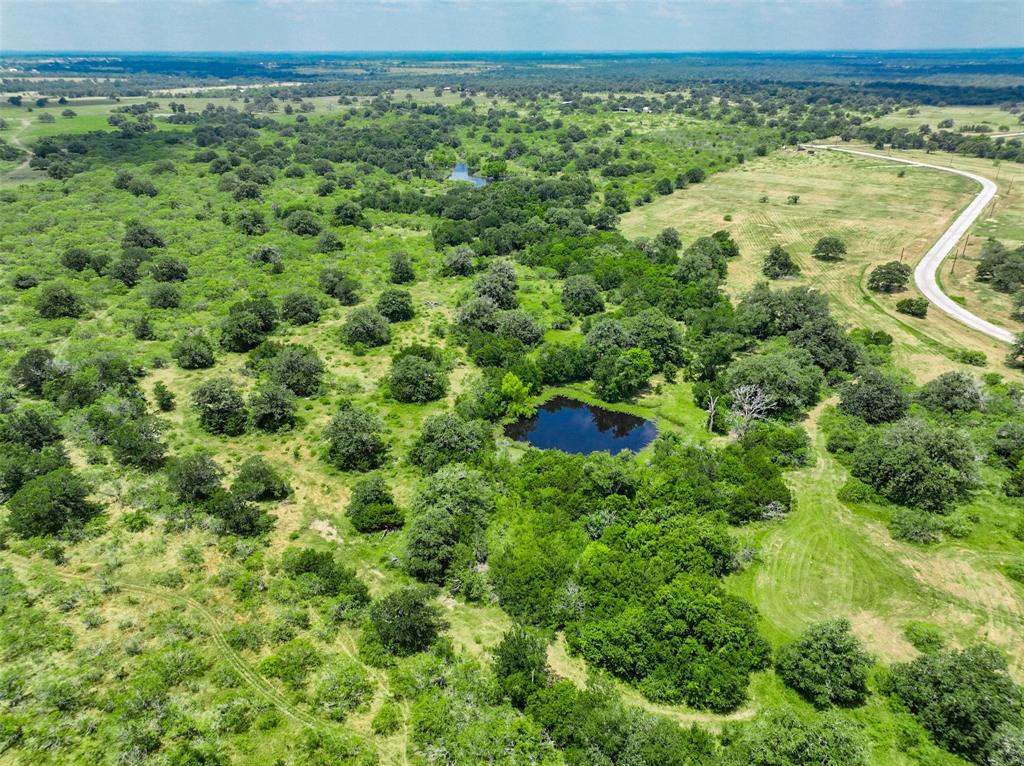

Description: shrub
[408,412,492,472]
[867,261,912,292]
[389,251,415,284]
[721,708,868,766]
[258,639,322,689]
[442,245,475,276]
[762,245,800,279]
[903,621,946,653]
[811,236,847,261]
[369,586,443,655]
[887,645,1022,764]
[265,345,324,396]
[172,332,216,369]
[474,260,518,309]
[248,383,296,432]
[150,256,189,283]
[148,283,180,309]
[561,275,604,316]
[495,310,543,346]
[191,378,247,436]
[388,355,448,403]
[838,368,909,424]
[312,660,373,721]
[166,452,223,504]
[851,418,976,513]
[916,371,982,414]
[775,619,871,707]
[897,297,929,317]
[343,307,390,348]
[36,282,85,319]
[320,266,361,304]
[232,456,290,501]
[281,291,320,325]
[6,468,98,538]
[61,247,91,272]
[375,289,414,322]
[324,404,389,471]
[10,347,56,395]
[346,475,404,532]
[493,625,549,708]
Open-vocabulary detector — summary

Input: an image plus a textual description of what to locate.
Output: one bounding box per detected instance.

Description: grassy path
[728,402,1024,669]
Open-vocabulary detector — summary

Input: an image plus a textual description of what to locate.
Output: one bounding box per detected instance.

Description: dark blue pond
[505,396,657,455]
[448,162,488,187]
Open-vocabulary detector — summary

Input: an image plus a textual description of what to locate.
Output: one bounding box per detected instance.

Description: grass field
[869,104,1023,133]
[621,147,1021,378]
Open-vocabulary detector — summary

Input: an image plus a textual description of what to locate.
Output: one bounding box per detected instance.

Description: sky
[1,0,1021,53]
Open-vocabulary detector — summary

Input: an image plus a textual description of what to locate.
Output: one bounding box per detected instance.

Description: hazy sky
[2,0,1021,53]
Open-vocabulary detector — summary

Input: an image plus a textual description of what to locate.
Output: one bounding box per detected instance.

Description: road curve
[810,145,1015,345]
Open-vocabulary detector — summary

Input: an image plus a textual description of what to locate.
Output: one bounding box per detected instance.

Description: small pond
[505,396,657,455]
[448,162,488,187]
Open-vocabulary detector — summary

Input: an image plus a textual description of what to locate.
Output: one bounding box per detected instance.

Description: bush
[346,475,403,532]
[150,256,189,283]
[887,645,1022,764]
[369,586,443,655]
[36,282,85,319]
[775,619,871,707]
[281,291,321,325]
[811,236,847,261]
[916,371,982,414]
[167,452,223,504]
[6,468,98,538]
[324,404,389,471]
[343,307,390,347]
[312,660,373,721]
[265,345,324,396]
[494,310,543,346]
[191,378,247,435]
[375,288,414,322]
[474,260,518,309]
[172,332,216,369]
[762,245,800,279]
[388,355,448,403]
[838,369,909,424]
[148,283,180,309]
[61,247,91,272]
[867,261,912,292]
[561,275,604,316]
[320,267,361,305]
[492,625,549,708]
[897,297,929,317]
[852,418,976,513]
[248,382,296,432]
[389,251,415,284]
[408,412,492,472]
[10,347,56,395]
[442,245,475,277]
[231,456,290,501]
[721,708,868,766]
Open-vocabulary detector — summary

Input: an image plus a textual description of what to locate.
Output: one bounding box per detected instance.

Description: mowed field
[868,104,1023,133]
[622,147,1019,377]
[622,149,1024,701]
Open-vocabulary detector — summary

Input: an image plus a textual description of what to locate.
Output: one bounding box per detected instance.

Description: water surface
[448,162,488,187]
[505,396,657,455]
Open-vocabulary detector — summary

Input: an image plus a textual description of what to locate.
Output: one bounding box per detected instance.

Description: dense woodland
[1,59,1023,766]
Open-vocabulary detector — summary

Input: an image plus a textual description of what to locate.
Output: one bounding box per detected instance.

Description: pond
[505,396,657,456]
[448,162,488,187]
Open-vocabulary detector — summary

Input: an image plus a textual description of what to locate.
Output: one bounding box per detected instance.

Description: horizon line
[3,47,1023,56]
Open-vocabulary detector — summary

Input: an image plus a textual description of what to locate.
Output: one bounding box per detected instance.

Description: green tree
[389,251,415,284]
[408,412,492,472]
[36,282,85,319]
[232,456,290,501]
[342,307,390,347]
[839,368,909,424]
[474,260,518,309]
[369,586,443,655]
[324,404,389,471]
[493,625,549,708]
[248,382,297,432]
[346,475,403,532]
[811,236,847,261]
[6,468,98,538]
[561,274,604,316]
[888,645,1022,764]
[191,378,247,435]
[375,288,415,322]
[867,261,912,292]
[166,452,223,504]
[388,355,448,403]
[762,245,801,279]
[281,291,321,325]
[172,332,216,369]
[775,619,872,707]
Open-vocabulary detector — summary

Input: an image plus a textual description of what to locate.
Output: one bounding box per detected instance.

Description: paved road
[811,145,1016,345]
